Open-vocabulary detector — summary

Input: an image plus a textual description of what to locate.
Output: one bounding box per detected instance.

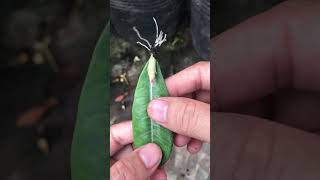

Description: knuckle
[110,127,119,143]
[112,160,137,180]
[177,100,199,135]
[110,125,125,146]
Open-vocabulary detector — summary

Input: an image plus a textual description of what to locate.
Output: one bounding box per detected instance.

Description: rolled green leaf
[132,54,173,165]
[71,22,110,180]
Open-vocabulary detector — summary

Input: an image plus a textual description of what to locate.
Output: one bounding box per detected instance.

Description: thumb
[110,143,162,180]
[148,97,210,142]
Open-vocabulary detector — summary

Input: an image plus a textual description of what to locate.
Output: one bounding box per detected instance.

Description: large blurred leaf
[71,23,110,180]
[132,55,173,165]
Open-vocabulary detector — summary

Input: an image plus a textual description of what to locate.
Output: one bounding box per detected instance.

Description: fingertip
[148,143,162,156]
[151,169,167,180]
[174,134,191,147]
[187,139,203,154]
[164,61,210,96]
[147,99,168,123]
[139,143,162,169]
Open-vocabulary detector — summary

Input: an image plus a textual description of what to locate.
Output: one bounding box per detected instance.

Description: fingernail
[148,99,168,123]
[139,144,161,168]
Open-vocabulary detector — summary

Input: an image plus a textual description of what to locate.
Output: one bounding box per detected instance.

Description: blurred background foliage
[0,0,107,179]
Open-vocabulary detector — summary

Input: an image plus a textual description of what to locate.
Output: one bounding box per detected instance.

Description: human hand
[213,1,320,179]
[147,61,210,154]
[110,121,166,180]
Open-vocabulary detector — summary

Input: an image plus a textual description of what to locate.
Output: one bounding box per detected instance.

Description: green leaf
[132,54,173,165]
[71,22,110,180]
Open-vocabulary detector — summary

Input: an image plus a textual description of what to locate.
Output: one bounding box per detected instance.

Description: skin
[110,121,166,180]
[110,61,210,180]
[213,0,320,179]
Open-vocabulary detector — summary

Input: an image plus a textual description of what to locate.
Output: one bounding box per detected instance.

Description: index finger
[165,61,210,97]
[110,121,133,156]
[213,1,320,110]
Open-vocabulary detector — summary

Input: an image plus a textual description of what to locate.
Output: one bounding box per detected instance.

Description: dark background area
[0,0,107,179]
[212,0,286,36]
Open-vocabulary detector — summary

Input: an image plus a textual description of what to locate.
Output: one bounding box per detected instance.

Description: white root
[133,17,167,51]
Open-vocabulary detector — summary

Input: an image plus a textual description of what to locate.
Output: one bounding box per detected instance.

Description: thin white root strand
[133,17,167,51]
[153,17,159,40]
[133,26,152,49]
[137,41,151,51]
[153,17,167,48]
